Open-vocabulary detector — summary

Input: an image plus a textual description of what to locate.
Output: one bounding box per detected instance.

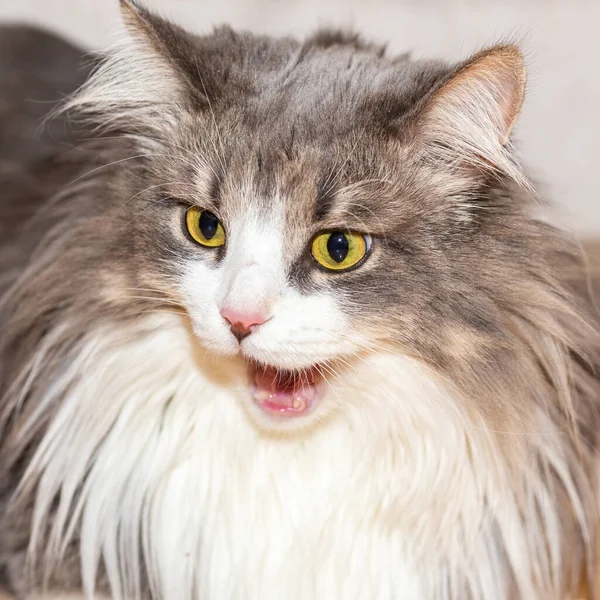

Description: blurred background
[0,0,598,237]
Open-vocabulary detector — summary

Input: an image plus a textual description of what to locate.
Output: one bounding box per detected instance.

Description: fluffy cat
[0,1,599,598]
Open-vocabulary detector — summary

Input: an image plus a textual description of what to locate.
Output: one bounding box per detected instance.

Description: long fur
[1,6,599,600]
[11,314,594,599]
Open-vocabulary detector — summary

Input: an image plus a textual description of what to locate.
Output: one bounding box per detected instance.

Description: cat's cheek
[240,289,355,369]
[177,260,238,355]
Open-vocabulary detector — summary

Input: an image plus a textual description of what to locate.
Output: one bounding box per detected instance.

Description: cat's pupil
[199,211,219,240]
[327,232,349,263]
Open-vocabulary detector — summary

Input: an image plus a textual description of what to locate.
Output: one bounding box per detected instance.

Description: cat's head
[61,0,546,432]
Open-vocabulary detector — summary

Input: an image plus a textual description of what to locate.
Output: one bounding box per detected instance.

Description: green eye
[186,207,225,247]
[311,231,371,271]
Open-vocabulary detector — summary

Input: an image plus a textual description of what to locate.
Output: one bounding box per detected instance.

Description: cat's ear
[119,0,156,37]
[64,0,209,143]
[118,0,214,100]
[414,45,527,183]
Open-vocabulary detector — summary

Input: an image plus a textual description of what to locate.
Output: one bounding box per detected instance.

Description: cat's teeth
[253,390,271,402]
[292,398,304,410]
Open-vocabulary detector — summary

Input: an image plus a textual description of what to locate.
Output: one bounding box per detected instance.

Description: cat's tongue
[252,366,317,416]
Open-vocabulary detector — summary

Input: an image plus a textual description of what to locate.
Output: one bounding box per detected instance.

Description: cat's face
[69,2,528,430]
[132,128,411,425]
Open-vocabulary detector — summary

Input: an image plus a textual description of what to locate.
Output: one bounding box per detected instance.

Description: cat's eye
[186,207,226,247]
[311,231,371,271]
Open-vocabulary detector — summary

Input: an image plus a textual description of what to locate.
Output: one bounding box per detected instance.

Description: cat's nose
[220,307,268,342]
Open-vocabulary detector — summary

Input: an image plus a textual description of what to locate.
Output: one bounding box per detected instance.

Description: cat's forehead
[177,31,452,229]
[243,46,446,136]
[152,30,459,243]
[206,137,404,252]
[196,28,448,138]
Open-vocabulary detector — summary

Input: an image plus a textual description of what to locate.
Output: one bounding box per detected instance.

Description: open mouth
[250,362,323,417]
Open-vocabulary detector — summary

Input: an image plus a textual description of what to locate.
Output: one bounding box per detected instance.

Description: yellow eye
[311,231,371,271]
[186,207,225,247]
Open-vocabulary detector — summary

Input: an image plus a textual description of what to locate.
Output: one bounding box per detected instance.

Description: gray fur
[0,3,599,598]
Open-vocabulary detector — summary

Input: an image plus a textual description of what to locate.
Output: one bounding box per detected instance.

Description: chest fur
[19,316,567,599]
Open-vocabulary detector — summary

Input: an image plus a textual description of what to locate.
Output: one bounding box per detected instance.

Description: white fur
[179,199,360,372]
[15,190,585,599]
[18,308,581,600]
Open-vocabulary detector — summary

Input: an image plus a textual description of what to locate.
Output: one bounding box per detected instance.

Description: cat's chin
[248,361,323,418]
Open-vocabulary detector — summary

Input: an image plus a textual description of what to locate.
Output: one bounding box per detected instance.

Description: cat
[0,0,599,598]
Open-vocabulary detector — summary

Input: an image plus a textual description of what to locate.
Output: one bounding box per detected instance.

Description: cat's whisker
[121,296,185,307]
[322,137,360,196]
[320,152,342,195]
[194,55,227,179]
[118,196,178,230]
[155,246,186,260]
[64,153,176,188]
[110,181,188,221]
[338,203,392,243]
[313,363,346,407]
[120,286,181,295]
[133,307,189,319]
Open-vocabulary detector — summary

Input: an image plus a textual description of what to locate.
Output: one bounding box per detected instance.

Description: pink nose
[220,307,268,342]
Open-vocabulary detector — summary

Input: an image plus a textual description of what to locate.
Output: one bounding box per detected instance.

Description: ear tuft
[60,1,195,145]
[119,0,143,27]
[453,45,525,144]
[118,0,157,42]
[416,45,528,186]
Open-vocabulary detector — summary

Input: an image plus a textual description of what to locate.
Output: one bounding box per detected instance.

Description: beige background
[0,0,599,236]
